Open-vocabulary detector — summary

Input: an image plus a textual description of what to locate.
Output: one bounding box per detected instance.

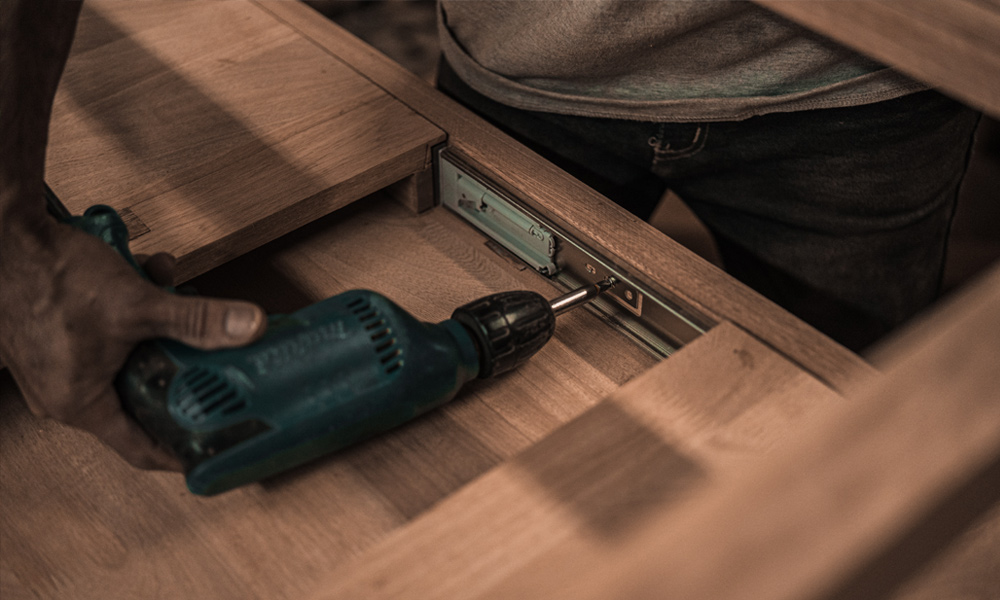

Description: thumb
[142,292,266,350]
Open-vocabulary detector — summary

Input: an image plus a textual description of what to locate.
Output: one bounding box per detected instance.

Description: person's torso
[439,0,926,121]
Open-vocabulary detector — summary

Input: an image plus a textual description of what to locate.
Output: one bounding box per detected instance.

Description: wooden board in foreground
[470,264,1000,600]
[46,1,444,282]
[307,318,840,600]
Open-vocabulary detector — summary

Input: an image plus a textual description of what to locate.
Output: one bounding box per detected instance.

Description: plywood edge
[136,135,442,282]
[255,0,872,391]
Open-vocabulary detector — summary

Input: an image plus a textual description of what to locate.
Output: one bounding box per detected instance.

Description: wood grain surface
[755,0,1000,119]
[46,1,445,282]
[308,318,840,600]
[15,3,994,600]
[0,194,657,600]
[7,2,998,599]
[471,264,1000,600]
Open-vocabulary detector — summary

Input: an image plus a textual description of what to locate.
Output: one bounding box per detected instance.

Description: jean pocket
[648,123,709,165]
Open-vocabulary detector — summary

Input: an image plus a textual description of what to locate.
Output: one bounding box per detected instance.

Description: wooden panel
[46,1,445,281]
[257,1,872,392]
[0,194,657,600]
[754,0,1000,118]
[385,168,436,214]
[470,265,1000,600]
[888,502,1000,600]
[307,319,839,600]
[9,5,994,600]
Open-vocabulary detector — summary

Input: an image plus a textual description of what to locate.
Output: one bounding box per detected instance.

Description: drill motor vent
[348,296,404,375]
[170,366,248,424]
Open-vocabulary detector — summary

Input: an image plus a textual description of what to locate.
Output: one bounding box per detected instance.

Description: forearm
[0,0,82,231]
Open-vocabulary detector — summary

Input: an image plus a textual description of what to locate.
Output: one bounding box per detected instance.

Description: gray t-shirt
[439,0,927,122]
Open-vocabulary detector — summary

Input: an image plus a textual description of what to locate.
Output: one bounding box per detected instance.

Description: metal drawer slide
[436,147,713,356]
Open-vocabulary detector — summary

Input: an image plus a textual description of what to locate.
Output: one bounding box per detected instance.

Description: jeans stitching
[649,124,709,165]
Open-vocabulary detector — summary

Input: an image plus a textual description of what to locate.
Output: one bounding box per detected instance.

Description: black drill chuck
[451,291,556,378]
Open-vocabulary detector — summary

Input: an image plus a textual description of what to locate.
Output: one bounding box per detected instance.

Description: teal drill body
[60,202,559,495]
[118,291,482,495]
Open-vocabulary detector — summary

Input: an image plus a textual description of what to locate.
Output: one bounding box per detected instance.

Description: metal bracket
[438,153,558,275]
[435,147,713,356]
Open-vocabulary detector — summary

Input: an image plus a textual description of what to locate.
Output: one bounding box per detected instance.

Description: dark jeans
[437,59,981,351]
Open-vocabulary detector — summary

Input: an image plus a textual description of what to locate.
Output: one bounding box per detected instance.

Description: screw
[625,290,635,301]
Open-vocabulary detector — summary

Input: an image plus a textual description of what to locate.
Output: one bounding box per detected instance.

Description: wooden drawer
[3,2,997,600]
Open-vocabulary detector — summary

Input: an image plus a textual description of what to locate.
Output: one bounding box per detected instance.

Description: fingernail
[224,305,261,339]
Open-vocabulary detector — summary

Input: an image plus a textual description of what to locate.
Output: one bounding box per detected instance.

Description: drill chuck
[451,278,614,378]
[451,291,556,379]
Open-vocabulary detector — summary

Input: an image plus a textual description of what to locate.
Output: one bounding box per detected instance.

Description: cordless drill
[49,191,612,495]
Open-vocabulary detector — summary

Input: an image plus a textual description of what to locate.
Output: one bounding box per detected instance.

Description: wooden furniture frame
[2,2,997,599]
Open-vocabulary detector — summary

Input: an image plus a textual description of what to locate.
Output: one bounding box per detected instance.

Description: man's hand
[0,213,266,471]
[0,0,268,471]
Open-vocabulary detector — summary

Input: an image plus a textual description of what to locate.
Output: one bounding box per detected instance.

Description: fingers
[71,391,184,472]
[140,292,266,350]
[135,252,177,287]
[122,254,265,349]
